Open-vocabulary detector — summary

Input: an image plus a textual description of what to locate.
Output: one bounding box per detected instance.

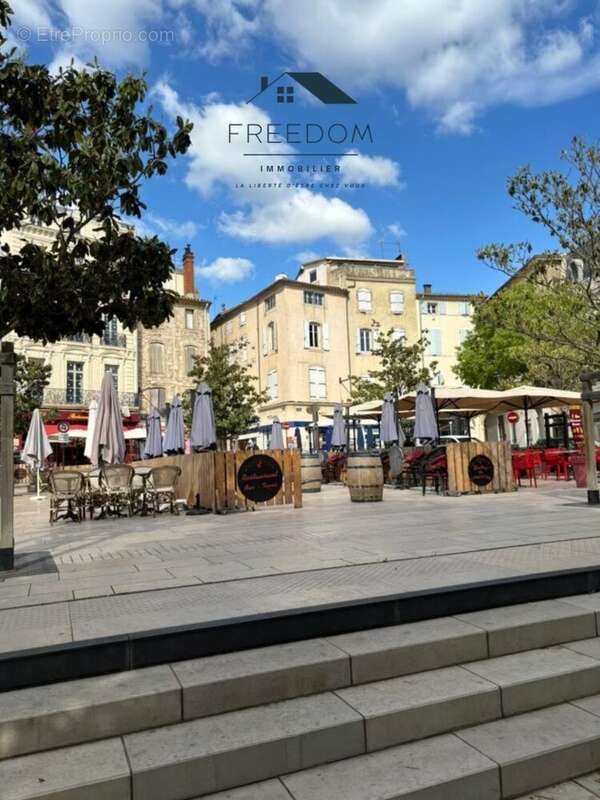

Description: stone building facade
[212,256,426,439]
[1,219,139,417]
[138,246,211,412]
[416,283,474,389]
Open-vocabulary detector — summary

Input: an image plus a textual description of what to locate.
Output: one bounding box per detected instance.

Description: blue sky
[8,1,600,315]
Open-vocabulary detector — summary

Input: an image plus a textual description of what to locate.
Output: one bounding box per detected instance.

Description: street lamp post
[580,370,600,505]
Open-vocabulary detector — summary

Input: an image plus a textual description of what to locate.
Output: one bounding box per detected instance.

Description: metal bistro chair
[101,464,135,517]
[146,465,181,515]
[48,470,86,524]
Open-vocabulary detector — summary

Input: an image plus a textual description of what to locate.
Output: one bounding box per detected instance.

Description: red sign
[569,407,584,450]
[506,411,519,424]
[57,420,70,433]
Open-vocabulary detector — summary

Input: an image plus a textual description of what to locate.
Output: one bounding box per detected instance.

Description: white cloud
[292,250,320,265]
[176,0,260,62]
[9,0,53,30]
[153,82,295,195]
[219,189,373,246]
[339,152,402,187]
[437,100,478,135]
[387,223,407,239]
[48,50,87,75]
[182,0,600,133]
[126,213,199,241]
[154,81,376,250]
[198,256,254,283]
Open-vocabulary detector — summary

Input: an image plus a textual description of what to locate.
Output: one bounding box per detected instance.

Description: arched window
[149,342,165,374]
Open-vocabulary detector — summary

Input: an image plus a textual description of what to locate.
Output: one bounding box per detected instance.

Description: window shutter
[431,329,442,355]
[304,320,310,348]
[372,328,380,350]
[272,322,278,352]
[392,328,405,341]
[356,328,362,353]
[262,328,268,356]
[420,300,428,314]
[438,302,447,315]
[322,323,330,351]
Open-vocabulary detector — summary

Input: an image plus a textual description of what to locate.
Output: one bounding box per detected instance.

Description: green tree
[14,355,52,435]
[0,2,192,343]
[476,137,600,369]
[456,276,594,390]
[186,342,269,442]
[350,325,438,403]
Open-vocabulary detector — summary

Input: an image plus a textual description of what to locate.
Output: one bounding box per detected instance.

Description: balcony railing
[43,388,139,408]
[101,333,128,348]
[61,333,128,348]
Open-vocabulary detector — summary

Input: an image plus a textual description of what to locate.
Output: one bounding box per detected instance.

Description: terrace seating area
[47,464,181,523]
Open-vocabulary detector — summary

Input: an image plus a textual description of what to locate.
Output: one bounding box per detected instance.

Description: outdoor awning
[488,385,581,413]
[350,385,581,419]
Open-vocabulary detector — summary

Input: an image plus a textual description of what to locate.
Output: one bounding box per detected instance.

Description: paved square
[1,481,600,651]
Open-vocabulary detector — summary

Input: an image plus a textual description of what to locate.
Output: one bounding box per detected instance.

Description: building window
[392,328,406,342]
[102,316,119,346]
[357,328,372,353]
[185,309,194,329]
[432,371,444,386]
[104,364,118,391]
[267,321,278,352]
[458,301,472,316]
[267,370,278,400]
[458,329,469,345]
[309,366,327,399]
[239,311,246,326]
[149,342,165,373]
[426,329,442,356]
[149,387,165,411]
[304,290,324,306]
[357,288,372,313]
[184,345,196,374]
[308,321,320,348]
[66,361,84,404]
[265,294,276,311]
[309,269,318,283]
[390,290,404,314]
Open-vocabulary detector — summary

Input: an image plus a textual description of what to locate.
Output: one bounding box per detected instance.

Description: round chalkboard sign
[468,454,494,487]
[237,454,283,503]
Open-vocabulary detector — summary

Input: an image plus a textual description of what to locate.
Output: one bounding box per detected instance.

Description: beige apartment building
[416,283,474,388]
[138,245,211,412]
[1,219,139,420]
[212,256,421,438]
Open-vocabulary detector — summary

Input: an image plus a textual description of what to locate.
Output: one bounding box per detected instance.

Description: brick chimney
[182,244,195,296]
[423,283,432,296]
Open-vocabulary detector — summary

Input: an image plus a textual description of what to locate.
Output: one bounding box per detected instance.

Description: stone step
[1,594,599,761]
[7,656,600,798]
[204,701,600,800]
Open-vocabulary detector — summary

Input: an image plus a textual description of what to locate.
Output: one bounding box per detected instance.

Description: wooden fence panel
[72,449,302,513]
[446,442,515,495]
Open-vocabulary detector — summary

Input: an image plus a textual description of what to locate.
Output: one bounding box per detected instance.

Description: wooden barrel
[346,451,383,502]
[301,453,322,493]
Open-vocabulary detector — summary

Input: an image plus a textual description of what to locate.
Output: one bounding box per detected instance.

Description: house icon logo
[247,72,357,105]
